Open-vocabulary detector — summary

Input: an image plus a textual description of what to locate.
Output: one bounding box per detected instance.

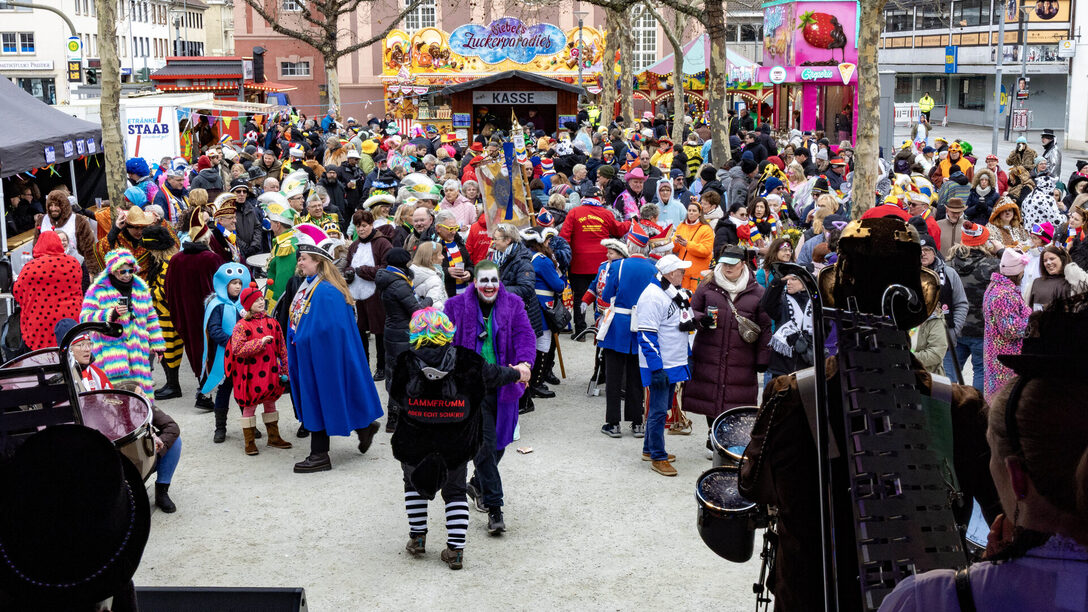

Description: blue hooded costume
[201,263,251,394]
[287,274,383,435]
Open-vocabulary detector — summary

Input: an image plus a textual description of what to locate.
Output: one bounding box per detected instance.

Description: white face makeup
[475,269,501,303]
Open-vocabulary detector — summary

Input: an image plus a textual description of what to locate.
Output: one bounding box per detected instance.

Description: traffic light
[85,69,98,85]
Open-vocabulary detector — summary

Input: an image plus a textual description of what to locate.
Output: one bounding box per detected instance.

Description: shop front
[381,17,604,139]
[759,0,859,141]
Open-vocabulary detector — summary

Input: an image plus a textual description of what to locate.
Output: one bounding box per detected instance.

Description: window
[916,1,946,30]
[0,1,31,10]
[740,23,759,41]
[885,6,913,32]
[18,32,33,53]
[631,7,656,71]
[75,0,81,15]
[282,0,302,11]
[958,76,985,110]
[1,33,15,53]
[725,23,738,42]
[403,0,435,32]
[954,0,990,27]
[280,60,310,76]
[17,77,55,104]
[92,33,97,55]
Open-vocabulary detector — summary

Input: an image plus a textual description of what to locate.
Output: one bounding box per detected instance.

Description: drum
[696,465,759,562]
[1,348,61,370]
[79,390,156,481]
[246,253,271,269]
[710,406,758,467]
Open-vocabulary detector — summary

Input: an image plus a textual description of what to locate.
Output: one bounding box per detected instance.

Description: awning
[440,70,583,96]
[151,61,243,80]
[244,80,297,93]
[643,34,757,75]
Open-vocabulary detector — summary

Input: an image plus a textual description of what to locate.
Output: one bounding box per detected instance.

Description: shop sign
[769,66,787,84]
[472,90,557,105]
[800,68,834,81]
[0,60,53,70]
[450,17,566,65]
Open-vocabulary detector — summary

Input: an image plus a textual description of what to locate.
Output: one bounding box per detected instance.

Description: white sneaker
[705,447,714,461]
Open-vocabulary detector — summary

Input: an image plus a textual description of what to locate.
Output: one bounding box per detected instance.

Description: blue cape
[200,263,251,393]
[287,278,383,435]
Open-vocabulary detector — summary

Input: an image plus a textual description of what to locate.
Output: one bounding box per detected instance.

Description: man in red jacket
[559,186,624,336]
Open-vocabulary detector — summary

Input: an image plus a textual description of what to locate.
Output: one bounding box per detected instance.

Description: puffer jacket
[936,171,972,215]
[965,169,1000,224]
[376,266,432,349]
[949,250,998,338]
[190,167,224,192]
[496,243,542,336]
[721,166,751,210]
[235,196,267,257]
[410,264,447,310]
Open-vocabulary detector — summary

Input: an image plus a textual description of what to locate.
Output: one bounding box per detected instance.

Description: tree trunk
[705,0,731,164]
[600,9,620,126]
[851,0,888,217]
[324,54,340,119]
[670,9,685,144]
[618,7,636,127]
[96,0,126,212]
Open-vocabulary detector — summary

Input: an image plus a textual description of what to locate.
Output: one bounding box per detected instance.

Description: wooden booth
[440,70,582,143]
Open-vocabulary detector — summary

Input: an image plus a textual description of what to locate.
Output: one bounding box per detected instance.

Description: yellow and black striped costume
[149,261,184,370]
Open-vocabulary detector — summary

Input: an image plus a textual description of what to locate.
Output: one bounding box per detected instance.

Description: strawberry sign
[761,1,858,68]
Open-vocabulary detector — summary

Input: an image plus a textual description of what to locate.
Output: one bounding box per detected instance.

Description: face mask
[476,270,500,303]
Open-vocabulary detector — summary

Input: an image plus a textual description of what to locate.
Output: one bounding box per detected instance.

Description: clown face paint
[475,269,501,303]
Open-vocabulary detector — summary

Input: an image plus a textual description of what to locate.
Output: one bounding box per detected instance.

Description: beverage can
[707,306,718,328]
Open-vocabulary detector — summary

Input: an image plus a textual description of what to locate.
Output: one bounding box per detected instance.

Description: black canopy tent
[0,77,104,253]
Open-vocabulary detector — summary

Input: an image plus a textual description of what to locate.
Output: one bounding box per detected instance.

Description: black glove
[699,314,715,329]
[342,267,356,284]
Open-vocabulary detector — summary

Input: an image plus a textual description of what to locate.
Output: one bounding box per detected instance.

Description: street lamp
[574,9,588,107]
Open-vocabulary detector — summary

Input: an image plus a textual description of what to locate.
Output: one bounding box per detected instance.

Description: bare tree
[599,8,620,127]
[850,0,890,216]
[241,0,426,115]
[95,0,126,211]
[640,1,687,143]
[618,6,636,126]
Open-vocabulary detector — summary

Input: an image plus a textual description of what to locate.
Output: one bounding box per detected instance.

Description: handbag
[726,297,761,344]
[545,298,572,331]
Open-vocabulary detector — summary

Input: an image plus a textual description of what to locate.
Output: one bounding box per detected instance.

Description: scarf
[976,185,992,197]
[770,292,813,357]
[490,243,512,267]
[713,264,749,301]
[1067,226,1083,250]
[659,276,695,330]
[445,240,468,293]
[385,265,413,288]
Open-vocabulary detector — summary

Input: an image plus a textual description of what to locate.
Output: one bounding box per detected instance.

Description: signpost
[944,46,958,74]
[66,36,83,84]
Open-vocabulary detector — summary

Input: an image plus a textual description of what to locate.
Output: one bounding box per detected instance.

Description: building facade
[878,0,1075,132]
[203,0,234,56]
[232,0,763,114]
[0,0,215,104]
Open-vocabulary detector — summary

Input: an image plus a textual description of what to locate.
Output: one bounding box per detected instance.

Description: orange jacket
[672,221,714,291]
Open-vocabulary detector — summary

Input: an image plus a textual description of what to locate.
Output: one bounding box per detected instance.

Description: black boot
[296,423,310,438]
[356,421,380,454]
[154,483,176,513]
[213,409,227,443]
[543,343,560,385]
[530,350,555,399]
[293,453,332,473]
[195,392,214,410]
[155,365,183,400]
[385,401,399,433]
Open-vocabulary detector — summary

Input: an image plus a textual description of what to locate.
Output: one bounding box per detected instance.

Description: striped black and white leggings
[402,461,469,550]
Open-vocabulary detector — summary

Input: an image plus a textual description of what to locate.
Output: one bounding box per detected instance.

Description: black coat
[498,243,542,336]
[377,266,432,346]
[714,219,740,257]
[235,196,267,258]
[440,233,475,298]
[965,188,999,225]
[949,251,998,338]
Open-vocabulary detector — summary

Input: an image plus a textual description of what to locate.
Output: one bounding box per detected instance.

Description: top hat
[816,217,940,330]
[0,425,150,607]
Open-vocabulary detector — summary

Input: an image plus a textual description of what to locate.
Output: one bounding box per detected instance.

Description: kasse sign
[472,91,557,105]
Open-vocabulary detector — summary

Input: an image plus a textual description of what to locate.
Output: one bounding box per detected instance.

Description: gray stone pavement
[893,123,1088,164]
[132,335,763,610]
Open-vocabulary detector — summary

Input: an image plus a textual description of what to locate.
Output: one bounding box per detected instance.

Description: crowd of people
[3,103,1086,606]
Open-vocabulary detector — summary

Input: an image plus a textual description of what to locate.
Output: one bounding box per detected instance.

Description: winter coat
[409,264,448,310]
[982,273,1031,401]
[912,312,948,375]
[938,155,974,181]
[1042,142,1062,179]
[530,252,566,332]
[445,284,536,449]
[496,243,542,336]
[439,195,478,232]
[13,232,82,349]
[950,250,998,338]
[466,214,491,265]
[936,172,972,214]
[965,170,1000,224]
[1006,145,1038,170]
[164,242,223,376]
[558,201,625,275]
[723,167,751,210]
[234,196,266,258]
[190,167,224,192]
[672,221,715,292]
[760,280,813,375]
[376,266,432,349]
[79,250,165,398]
[937,215,966,257]
[1028,274,1070,310]
[1020,173,1065,230]
[682,271,771,417]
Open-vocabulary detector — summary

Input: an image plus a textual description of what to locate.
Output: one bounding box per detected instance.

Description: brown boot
[242,417,259,456]
[263,411,293,449]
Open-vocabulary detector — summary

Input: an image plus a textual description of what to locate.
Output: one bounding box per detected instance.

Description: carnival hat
[601,238,629,258]
[140,225,175,252]
[816,217,940,330]
[281,170,310,199]
[258,192,296,226]
[123,186,148,208]
[625,222,650,248]
[961,221,990,247]
[123,206,154,227]
[294,223,336,262]
[0,425,150,608]
[363,193,396,210]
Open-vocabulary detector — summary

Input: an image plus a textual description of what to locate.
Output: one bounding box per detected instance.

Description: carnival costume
[140,225,185,400]
[79,248,165,397]
[13,232,81,350]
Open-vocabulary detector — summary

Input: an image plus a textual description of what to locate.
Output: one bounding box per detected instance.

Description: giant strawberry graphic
[798,11,847,62]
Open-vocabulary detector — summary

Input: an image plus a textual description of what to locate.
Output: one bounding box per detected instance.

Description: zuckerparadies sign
[449,17,566,65]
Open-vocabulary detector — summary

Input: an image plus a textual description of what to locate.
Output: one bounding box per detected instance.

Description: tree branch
[336,0,426,57]
[242,0,326,49]
[640,0,683,50]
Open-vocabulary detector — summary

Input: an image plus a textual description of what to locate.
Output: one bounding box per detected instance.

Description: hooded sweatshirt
[655,181,686,228]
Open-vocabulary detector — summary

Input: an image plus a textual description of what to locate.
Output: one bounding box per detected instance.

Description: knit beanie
[240,282,263,311]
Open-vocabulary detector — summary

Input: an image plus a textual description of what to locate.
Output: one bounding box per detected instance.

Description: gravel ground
[133,335,765,610]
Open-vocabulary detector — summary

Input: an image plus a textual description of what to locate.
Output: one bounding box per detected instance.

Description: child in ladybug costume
[226,282,293,455]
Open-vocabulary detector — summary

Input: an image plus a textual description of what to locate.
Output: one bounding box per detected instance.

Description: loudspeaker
[136,586,307,611]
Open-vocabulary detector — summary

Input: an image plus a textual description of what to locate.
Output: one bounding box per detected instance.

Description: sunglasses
[438,223,459,232]
[117,268,135,276]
